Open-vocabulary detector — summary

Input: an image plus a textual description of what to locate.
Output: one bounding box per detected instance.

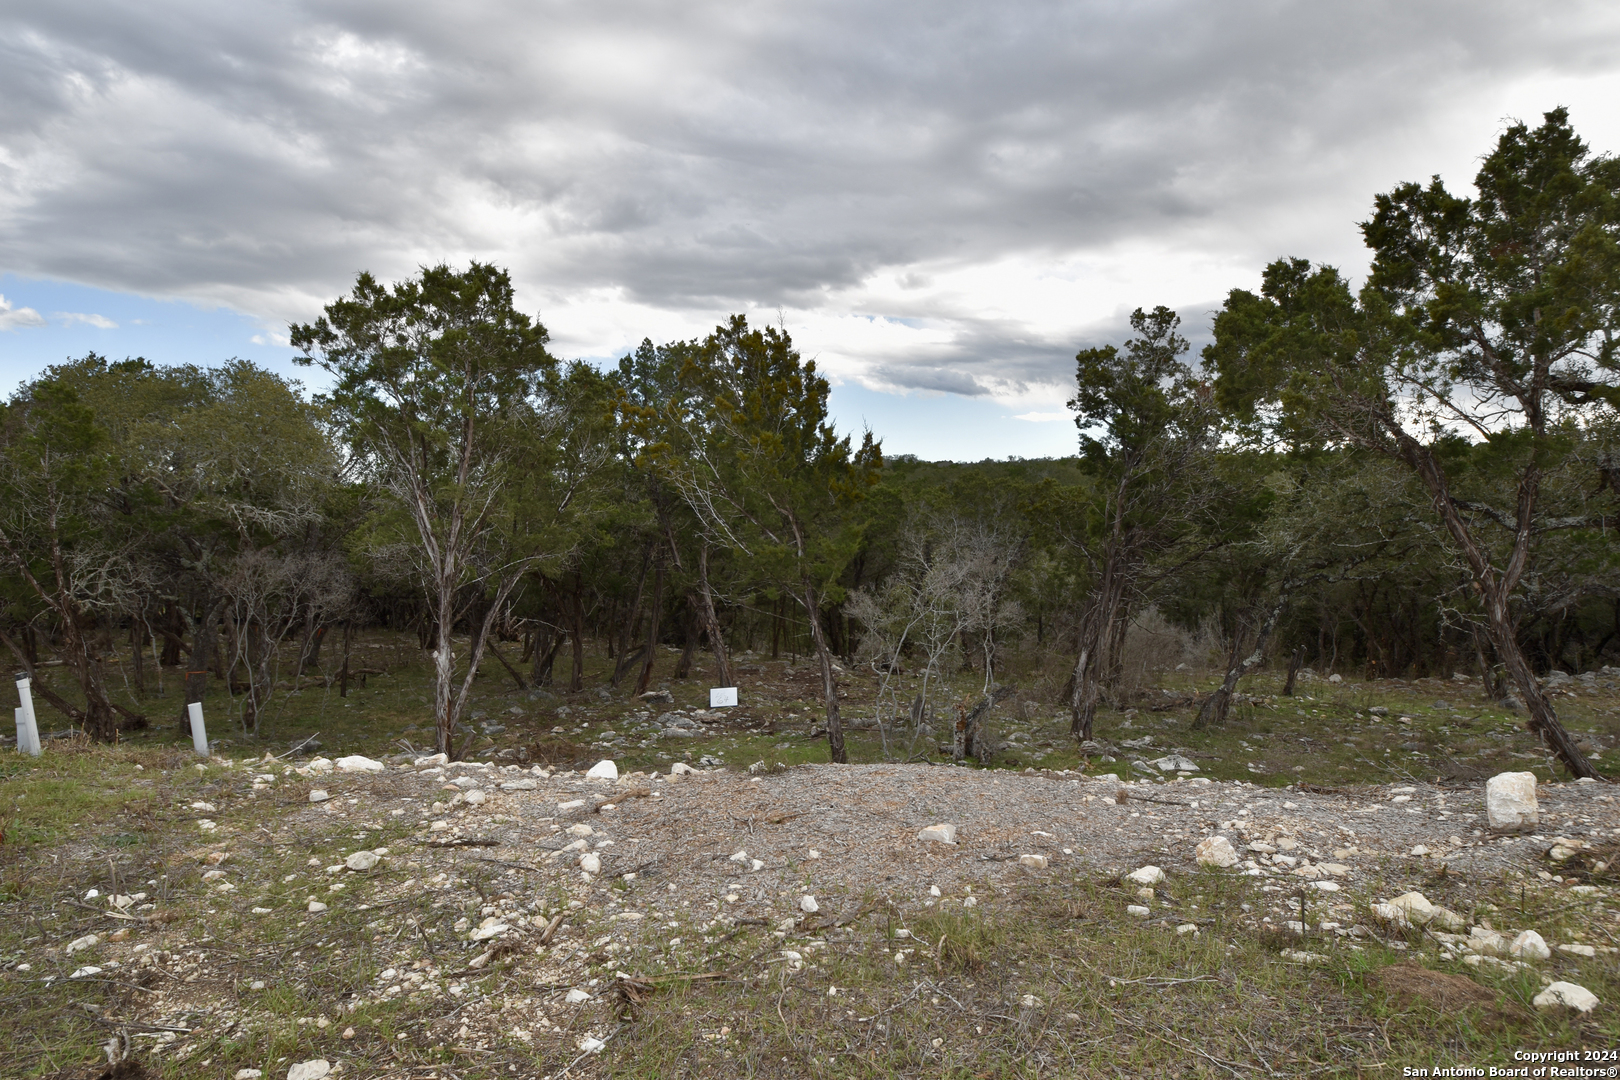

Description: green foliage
[1071,305,1205,464]
[5,114,1620,760]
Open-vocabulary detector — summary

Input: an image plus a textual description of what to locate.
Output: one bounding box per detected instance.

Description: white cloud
[0,294,47,330]
[1,0,1618,402]
[1013,411,1070,423]
[55,311,117,328]
[250,330,290,347]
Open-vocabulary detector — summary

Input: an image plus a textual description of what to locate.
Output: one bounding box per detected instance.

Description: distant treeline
[2,110,1616,775]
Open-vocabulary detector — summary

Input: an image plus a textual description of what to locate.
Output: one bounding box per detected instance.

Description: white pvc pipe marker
[14,677,41,756]
[15,707,38,756]
[187,700,209,758]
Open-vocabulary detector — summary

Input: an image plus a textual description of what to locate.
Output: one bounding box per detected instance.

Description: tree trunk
[676,603,698,679]
[615,551,651,669]
[242,616,273,736]
[159,605,184,667]
[465,592,488,666]
[1195,588,1290,729]
[569,572,585,693]
[1282,646,1303,696]
[432,571,458,756]
[129,620,146,696]
[54,603,116,741]
[801,578,846,763]
[533,624,565,687]
[955,686,1014,763]
[0,629,85,723]
[771,595,782,660]
[1069,552,1128,742]
[1068,639,1096,742]
[1471,625,1506,702]
[1399,442,1595,777]
[634,562,666,695]
[534,621,554,680]
[611,559,653,687]
[297,619,327,675]
[339,621,353,698]
[1488,595,1594,777]
[221,613,243,692]
[486,638,529,691]
[181,669,208,735]
[195,598,224,680]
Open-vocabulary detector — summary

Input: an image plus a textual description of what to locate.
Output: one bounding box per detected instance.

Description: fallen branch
[1113,1015,1253,1079]
[470,857,543,873]
[276,733,322,759]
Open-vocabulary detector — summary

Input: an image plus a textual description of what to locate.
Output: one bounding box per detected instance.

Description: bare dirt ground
[11,657,1620,1077]
[51,752,1612,1078]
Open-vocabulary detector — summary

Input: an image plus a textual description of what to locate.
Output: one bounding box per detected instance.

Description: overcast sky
[3,1,1619,458]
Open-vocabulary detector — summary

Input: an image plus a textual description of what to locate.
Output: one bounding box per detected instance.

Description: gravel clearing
[23,751,1620,1074]
[401,762,1620,888]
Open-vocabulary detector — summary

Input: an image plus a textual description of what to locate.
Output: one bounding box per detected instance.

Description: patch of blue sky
[827,383,1078,462]
[0,275,308,394]
[0,279,1080,462]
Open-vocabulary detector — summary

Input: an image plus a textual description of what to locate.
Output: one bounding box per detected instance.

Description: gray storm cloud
[2,0,1617,392]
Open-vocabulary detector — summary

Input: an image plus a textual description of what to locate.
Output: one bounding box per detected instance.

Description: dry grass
[6,637,1620,1077]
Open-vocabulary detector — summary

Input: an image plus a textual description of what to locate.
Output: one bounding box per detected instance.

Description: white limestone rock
[1126,865,1166,885]
[1485,771,1539,831]
[1195,836,1240,868]
[585,759,619,781]
[1534,981,1599,1014]
[287,1059,332,1080]
[335,755,385,773]
[344,850,380,872]
[918,823,958,844]
[1509,929,1550,961]
[1431,906,1466,931]
[1018,854,1048,869]
[1548,837,1587,861]
[1388,891,1437,925]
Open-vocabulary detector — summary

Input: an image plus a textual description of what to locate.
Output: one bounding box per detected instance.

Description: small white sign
[709,687,738,708]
